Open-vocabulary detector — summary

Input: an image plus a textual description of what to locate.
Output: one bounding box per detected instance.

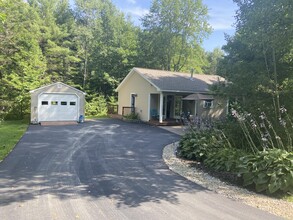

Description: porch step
[40,121,78,126]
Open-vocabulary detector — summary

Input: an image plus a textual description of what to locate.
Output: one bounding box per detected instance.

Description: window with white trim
[203,100,213,109]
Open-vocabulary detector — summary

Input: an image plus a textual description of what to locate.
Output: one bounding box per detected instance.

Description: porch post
[159,93,163,123]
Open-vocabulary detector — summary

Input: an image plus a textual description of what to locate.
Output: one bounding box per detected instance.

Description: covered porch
[148,93,217,125]
[149,93,190,124]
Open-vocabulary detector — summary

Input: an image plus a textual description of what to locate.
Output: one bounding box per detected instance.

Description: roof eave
[116,68,161,92]
[160,89,210,94]
[30,82,86,94]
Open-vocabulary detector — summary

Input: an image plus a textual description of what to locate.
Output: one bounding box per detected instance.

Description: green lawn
[0,120,28,161]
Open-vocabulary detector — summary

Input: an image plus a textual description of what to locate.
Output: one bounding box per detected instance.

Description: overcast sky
[111,0,238,51]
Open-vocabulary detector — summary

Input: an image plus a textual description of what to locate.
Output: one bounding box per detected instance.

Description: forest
[0,0,216,119]
[0,0,293,120]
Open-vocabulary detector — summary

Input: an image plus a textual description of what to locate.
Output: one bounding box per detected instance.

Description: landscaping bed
[163,142,293,219]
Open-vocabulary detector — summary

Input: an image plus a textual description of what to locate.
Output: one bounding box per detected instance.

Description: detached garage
[30,82,85,124]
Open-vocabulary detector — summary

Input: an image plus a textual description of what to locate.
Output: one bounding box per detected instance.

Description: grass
[0,120,28,161]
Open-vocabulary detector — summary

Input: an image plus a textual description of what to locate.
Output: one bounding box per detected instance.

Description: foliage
[123,112,140,120]
[87,72,118,99]
[139,0,211,72]
[0,0,49,118]
[85,95,108,116]
[203,48,224,75]
[74,0,139,90]
[219,0,293,116]
[229,107,293,153]
[178,114,293,195]
[0,120,28,161]
[204,148,245,172]
[238,149,293,194]
[177,129,228,161]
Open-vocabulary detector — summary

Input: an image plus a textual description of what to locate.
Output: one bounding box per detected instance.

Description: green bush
[205,148,246,172]
[238,149,293,194]
[86,95,108,116]
[177,129,228,161]
[123,112,140,120]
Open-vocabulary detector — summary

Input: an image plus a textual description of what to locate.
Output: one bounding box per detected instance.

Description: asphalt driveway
[0,119,280,220]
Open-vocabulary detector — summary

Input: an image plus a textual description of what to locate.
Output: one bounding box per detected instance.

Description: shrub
[86,95,108,116]
[205,148,246,172]
[177,129,228,161]
[123,112,140,120]
[238,149,293,194]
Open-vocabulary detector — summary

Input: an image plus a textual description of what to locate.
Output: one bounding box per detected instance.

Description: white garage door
[38,93,78,121]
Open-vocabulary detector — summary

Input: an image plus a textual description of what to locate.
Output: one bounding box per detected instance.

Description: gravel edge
[163,142,293,220]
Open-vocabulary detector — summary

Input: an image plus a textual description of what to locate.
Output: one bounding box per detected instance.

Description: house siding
[118,72,158,121]
[196,97,227,119]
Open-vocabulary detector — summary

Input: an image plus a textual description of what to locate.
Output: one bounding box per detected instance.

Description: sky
[111,0,238,52]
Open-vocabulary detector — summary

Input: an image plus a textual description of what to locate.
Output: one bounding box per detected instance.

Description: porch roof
[182,93,214,101]
[134,68,225,93]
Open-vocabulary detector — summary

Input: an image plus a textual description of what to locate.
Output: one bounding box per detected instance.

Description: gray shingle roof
[134,67,225,93]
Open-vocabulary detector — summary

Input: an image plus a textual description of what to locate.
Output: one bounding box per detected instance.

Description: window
[41,101,48,105]
[51,101,58,105]
[61,101,67,105]
[70,102,76,106]
[203,100,213,109]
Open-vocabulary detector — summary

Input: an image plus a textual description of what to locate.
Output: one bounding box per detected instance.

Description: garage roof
[30,82,86,94]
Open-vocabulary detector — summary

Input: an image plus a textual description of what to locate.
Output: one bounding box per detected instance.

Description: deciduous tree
[139,0,211,72]
[220,0,293,116]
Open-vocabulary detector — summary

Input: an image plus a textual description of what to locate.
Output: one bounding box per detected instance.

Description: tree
[0,0,48,118]
[28,0,80,85]
[74,0,138,96]
[219,0,293,116]
[139,0,211,72]
[203,48,224,75]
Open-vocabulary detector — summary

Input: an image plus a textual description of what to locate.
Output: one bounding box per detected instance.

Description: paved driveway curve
[0,119,280,220]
